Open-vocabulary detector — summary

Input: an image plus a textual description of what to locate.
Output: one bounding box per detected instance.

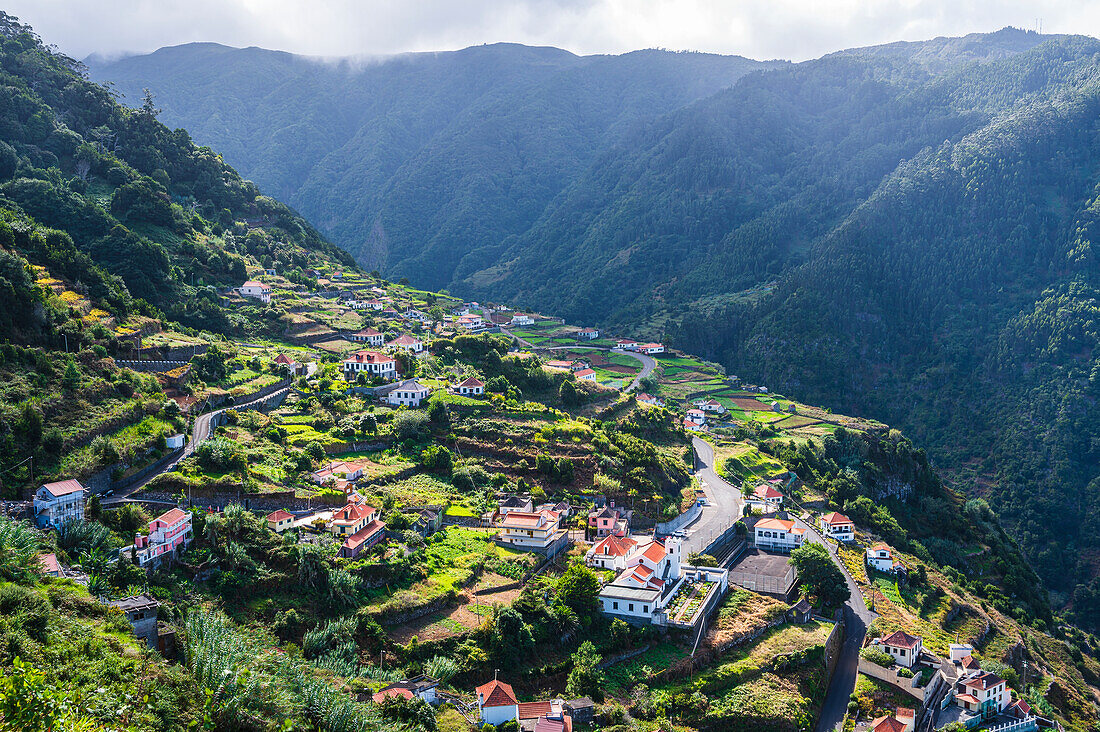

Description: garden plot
[666,578,719,625]
[387,571,524,643]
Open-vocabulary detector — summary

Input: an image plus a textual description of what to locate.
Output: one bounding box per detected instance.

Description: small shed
[565,697,595,724]
[790,597,813,624]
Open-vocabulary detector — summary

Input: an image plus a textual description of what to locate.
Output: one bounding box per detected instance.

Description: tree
[489,606,534,666]
[556,563,601,619]
[789,542,850,608]
[566,641,604,699]
[61,360,81,391]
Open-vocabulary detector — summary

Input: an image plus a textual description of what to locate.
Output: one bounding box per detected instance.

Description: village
[10,266,1066,732]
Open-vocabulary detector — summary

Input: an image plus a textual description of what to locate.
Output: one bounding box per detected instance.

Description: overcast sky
[7,0,1097,62]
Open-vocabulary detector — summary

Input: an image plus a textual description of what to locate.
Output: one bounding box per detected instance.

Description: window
[643,605,649,612]
[628,604,634,612]
[613,602,618,610]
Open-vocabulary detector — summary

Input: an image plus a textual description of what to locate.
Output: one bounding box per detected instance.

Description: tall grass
[0,517,42,582]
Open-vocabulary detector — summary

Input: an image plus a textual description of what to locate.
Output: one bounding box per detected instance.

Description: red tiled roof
[756,517,803,533]
[961,655,981,670]
[459,377,484,387]
[821,512,852,525]
[343,350,394,365]
[753,483,784,500]
[342,520,386,551]
[333,502,377,525]
[895,708,914,720]
[389,334,421,345]
[639,540,666,563]
[882,630,922,649]
[356,328,382,336]
[573,368,596,378]
[372,687,414,704]
[957,693,980,705]
[38,553,60,574]
[41,479,84,497]
[267,510,293,522]
[152,508,189,527]
[518,701,552,719]
[870,716,908,732]
[476,679,517,708]
[591,535,637,557]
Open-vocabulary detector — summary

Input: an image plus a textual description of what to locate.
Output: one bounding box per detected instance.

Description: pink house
[588,503,632,537]
[126,508,193,569]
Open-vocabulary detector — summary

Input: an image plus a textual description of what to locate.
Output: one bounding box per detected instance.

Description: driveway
[684,436,744,556]
[792,516,875,732]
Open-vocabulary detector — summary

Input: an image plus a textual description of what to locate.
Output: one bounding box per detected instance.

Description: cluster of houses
[474,677,593,731]
[614,339,665,354]
[863,631,1037,731]
[487,495,572,557]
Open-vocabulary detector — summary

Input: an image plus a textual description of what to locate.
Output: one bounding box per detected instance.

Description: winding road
[103,383,291,505]
[688,438,874,731]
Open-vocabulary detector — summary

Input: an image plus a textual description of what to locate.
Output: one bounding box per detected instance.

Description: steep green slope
[0,12,353,341]
[88,43,776,279]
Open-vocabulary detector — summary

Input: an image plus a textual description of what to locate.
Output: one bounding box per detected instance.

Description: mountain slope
[88,43,777,278]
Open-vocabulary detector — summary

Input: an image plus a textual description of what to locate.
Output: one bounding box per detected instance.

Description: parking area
[727,548,798,598]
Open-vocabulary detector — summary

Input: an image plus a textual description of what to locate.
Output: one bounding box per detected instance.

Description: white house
[754,517,805,552]
[510,313,534,326]
[385,379,431,407]
[866,543,904,573]
[682,417,704,432]
[239,280,272,303]
[746,482,784,512]
[476,679,519,725]
[879,630,923,669]
[456,376,485,396]
[578,327,599,340]
[694,398,726,414]
[387,334,424,353]
[496,509,564,551]
[956,669,1010,719]
[574,368,597,382]
[373,676,440,705]
[311,460,367,484]
[639,343,665,354]
[341,350,396,381]
[616,339,639,351]
[349,328,385,347]
[585,534,639,571]
[819,512,855,542]
[637,393,664,407]
[33,479,85,530]
[458,314,484,329]
[165,434,185,449]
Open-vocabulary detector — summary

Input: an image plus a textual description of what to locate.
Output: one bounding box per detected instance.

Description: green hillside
[88,28,1100,629]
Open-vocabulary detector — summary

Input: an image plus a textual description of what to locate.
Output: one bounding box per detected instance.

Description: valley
[0,9,1095,732]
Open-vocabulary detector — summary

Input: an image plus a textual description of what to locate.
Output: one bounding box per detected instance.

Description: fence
[729,565,797,597]
[115,359,190,373]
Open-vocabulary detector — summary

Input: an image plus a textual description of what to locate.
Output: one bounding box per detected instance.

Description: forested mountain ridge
[89,42,775,283]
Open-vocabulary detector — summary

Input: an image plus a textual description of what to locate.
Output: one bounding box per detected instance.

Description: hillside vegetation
[89,28,1100,628]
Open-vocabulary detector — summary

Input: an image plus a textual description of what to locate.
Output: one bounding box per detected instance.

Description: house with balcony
[387,334,424,353]
[341,350,396,381]
[753,517,805,552]
[339,519,387,558]
[122,508,193,569]
[348,328,385,346]
[819,512,855,542]
[329,499,379,537]
[33,479,85,530]
[496,509,567,554]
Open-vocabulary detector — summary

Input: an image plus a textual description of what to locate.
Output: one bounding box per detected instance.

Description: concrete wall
[857,657,928,701]
[656,502,701,536]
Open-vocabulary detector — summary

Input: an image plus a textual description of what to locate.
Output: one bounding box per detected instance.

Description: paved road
[791,515,875,732]
[684,437,744,556]
[104,385,291,505]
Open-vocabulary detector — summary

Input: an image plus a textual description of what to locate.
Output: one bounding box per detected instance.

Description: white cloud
[7,0,1099,62]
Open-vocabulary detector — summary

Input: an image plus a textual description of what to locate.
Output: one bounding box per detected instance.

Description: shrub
[859,646,896,668]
